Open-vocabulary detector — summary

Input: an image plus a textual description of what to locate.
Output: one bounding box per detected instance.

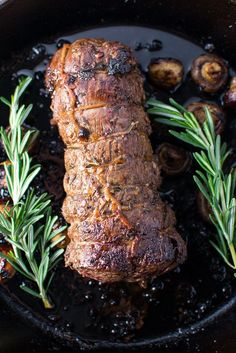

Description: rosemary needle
[0,77,67,308]
[147,98,236,275]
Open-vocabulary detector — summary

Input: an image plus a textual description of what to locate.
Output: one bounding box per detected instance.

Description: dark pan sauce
[0,26,236,344]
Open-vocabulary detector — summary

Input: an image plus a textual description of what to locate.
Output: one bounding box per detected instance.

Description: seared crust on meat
[45,38,186,283]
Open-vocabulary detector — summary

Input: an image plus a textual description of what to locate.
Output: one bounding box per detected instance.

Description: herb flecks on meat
[45,39,186,283]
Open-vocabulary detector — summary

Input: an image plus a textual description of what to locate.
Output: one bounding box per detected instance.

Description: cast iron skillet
[0,1,236,352]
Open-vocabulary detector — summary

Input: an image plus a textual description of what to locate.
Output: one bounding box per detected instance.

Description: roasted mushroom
[224,76,236,110]
[0,243,15,283]
[0,205,14,283]
[51,220,69,249]
[0,203,11,215]
[148,58,184,90]
[156,143,191,176]
[196,191,212,223]
[191,54,228,93]
[0,163,8,189]
[186,101,225,134]
[0,161,11,202]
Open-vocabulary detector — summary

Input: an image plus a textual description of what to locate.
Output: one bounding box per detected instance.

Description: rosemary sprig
[0,77,66,308]
[147,98,236,274]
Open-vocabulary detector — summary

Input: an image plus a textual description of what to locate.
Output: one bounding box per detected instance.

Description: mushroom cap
[196,191,212,223]
[0,243,15,283]
[148,58,184,90]
[191,54,228,93]
[224,76,236,110]
[156,142,191,176]
[186,101,225,134]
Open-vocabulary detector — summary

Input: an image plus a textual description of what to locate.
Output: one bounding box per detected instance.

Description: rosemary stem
[41,290,53,309]
[0,77,66,308]
[43,299,53,309]
[228,242,236,271]
[147,98,236,275]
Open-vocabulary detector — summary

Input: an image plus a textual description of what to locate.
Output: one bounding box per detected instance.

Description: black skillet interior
[0,1,236,353]
[0,0,236,63]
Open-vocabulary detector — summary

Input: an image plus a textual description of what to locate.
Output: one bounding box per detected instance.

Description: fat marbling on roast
[45,38,186,283]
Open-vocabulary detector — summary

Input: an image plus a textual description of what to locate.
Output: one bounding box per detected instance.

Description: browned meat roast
[45,39,186,283]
